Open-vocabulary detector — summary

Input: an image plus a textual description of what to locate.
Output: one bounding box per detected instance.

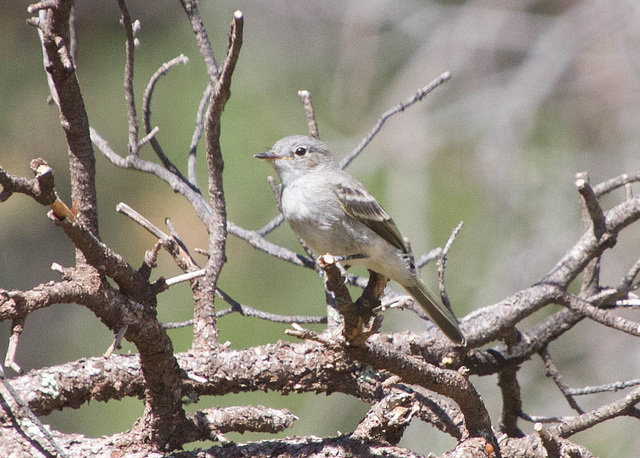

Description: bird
[255,135,465,344]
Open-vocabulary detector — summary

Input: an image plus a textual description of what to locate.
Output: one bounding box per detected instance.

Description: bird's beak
[254,151,281,160]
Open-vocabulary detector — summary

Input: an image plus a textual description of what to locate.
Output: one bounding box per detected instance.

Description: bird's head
[254,135,337,182]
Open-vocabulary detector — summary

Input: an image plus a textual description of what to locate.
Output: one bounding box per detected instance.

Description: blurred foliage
[2,1,640,456]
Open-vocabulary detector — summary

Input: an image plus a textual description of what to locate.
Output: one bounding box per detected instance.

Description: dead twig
[298,90,319,139]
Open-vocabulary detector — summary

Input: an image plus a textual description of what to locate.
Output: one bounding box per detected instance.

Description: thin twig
[257,214,285,236]
[227,221,315,269]
[188,84,212,188]
[142,54,189,172]
[165,217,192,256]
[161,292,326,328]
[162,319,195,329]
[179,0,218,80]
[593,172,640,197]
[416,247,443,269]
[4,319,24,374]
[117,0,139,155]
[165,269,206,287]
[298,90,319,139]
[216,288,327,324]
[567,379,640,396]
[535,423,561,458]
[550,386,640,438]
[437,221,463,311]
[340,72,451,169]
[116,202,169,241]
[539,347,583,414]
[69,5,77,65]
[519,412,573,424]
[267,176,282,214]
[104,324,128,358]
[559,293,640,337]
[621,257,640,289]
[138,125,160,149]
[575,172,607,239]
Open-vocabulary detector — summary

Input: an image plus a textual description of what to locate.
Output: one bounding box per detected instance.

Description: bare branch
[318,254,361,339]
[535,422,561,458]
[91,127,213,222]
[52,216,146,295]
[179,435,423,457]
[137,125,159,149]
[550,386,640,438]
[352,390,418,444]
[558,293,640,337]
[346,334,494,441]
[541,194,640,287]
[416,247,443,269]
[188,84,212,188]
[621,257,640,290]
[0,159,56,206]
[116,202,169,241]
[27,1,57,14]
[1,280,86,321]
[32,1,99,238]
[298,90,319,139]
[437,221,463,311]
[497,366,524,437]
[192,10,244,350]
[340,72,451,169]
[0,378,68,457]
[186,405,297,442]
[104,324,128,358]
[216,288,326,324]
[228,221,315,268]
[539,347,584,414]
[142,54,190,173]
[593,171,640,197]
[4,319,24,374]
[179,0,218,81]
[575,172,607,239]
[165,269,206,287]
[567,379,640,396]
[117,0,139,156]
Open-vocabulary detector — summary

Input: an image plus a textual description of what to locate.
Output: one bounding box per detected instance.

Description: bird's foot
[331,253,368,263]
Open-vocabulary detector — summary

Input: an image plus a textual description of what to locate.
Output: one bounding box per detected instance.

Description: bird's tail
[403,277,465,345]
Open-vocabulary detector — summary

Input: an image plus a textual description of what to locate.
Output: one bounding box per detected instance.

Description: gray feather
[404,278,465,345]
[333,181,407,252]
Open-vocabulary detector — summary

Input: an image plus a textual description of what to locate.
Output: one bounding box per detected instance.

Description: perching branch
[5,2,640,456]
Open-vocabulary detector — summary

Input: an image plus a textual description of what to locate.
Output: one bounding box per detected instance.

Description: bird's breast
[281,179,361,255]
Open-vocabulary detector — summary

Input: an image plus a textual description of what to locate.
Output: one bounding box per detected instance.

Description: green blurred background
[2,1,640,455]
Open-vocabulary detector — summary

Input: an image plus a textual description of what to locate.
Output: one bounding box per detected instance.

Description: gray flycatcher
[255,135,465,345]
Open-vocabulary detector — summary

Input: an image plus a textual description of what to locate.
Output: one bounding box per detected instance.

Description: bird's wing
[333,180,408,253]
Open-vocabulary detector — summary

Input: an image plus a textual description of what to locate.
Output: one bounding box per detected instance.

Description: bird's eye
[295,146,307,156]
